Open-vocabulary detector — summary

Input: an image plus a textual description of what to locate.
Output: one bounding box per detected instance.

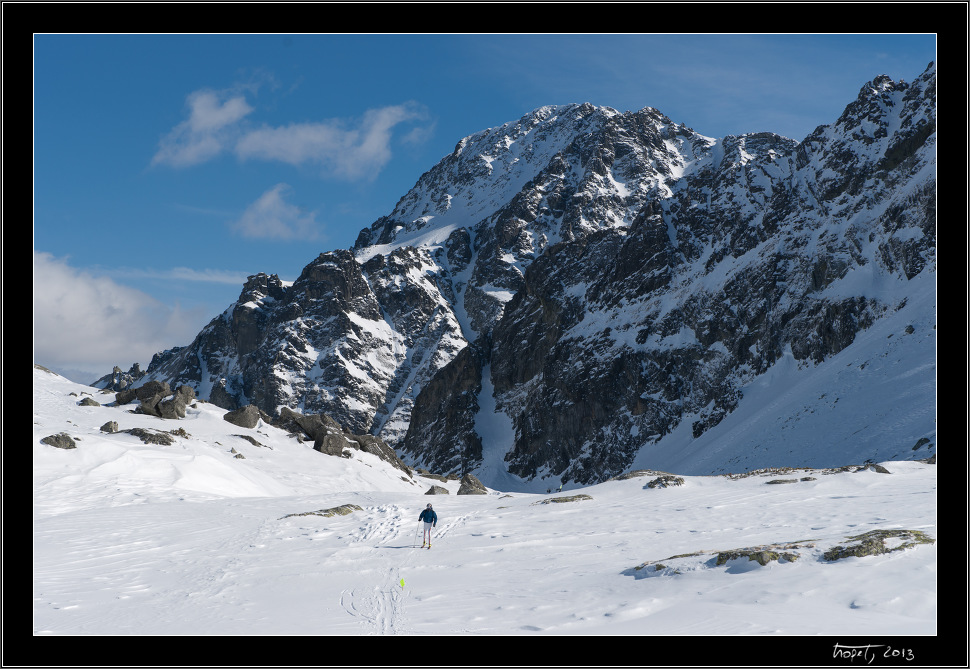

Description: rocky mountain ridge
[95,62,936,486]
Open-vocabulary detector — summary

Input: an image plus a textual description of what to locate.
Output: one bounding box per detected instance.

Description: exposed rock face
[400,343,484,477]
[127,252,464,444]
[103,64,936,486]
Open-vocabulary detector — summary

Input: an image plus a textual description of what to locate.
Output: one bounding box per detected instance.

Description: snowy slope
[33,366,937,642]
[629,267,937,476]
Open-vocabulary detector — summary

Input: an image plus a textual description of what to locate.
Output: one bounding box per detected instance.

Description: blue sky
[33,33,937,382]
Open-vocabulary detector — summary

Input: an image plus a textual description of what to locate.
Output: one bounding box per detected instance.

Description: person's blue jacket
[419,508,437,524]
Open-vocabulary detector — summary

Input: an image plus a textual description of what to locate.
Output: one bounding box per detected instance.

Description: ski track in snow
[336,505,483,634]
[336,503,412,634]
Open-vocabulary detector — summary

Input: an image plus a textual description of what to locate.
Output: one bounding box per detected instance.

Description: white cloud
[230,184,321,240]
[234,102,428,180]
[102,266,251,285]
[400,120,437,147]
[166,267,252,284]
[185,90,252,133]
[151,89,254,167]
[33,252,210,379]
[153,84,429,181]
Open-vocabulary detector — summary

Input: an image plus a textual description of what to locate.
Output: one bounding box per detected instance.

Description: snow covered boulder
[822,529,934,561]
[533,494,593,505]
[715,548,800,566]
[40,433,76,449]
[280,504,363,520]
[121,428,176,446]
[114,381,194,420]
[647,476,685,489]
[425,485,449,495]
[315,433,353,457]
[223,404,270,429]
[158,385,196,419]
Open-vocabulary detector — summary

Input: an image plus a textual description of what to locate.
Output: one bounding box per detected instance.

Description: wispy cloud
[33,252,210,377]
[235,102,428,180]
[400,119,437,147]
[103,266,251,285]
[151,89,254,167]
[230,183,321,241]
[153,83,429,180]
[166,267,253,284]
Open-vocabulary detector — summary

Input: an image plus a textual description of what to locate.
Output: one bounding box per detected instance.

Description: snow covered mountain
[95,63,936,488]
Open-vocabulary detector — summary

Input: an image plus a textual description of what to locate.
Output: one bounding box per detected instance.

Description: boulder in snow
[41,433,76,449]
[457,473,487,495]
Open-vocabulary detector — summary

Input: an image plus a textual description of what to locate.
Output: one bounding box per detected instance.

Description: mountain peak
[112,67,936,486]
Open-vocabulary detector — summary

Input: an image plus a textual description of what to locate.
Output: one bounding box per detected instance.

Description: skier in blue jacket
[419,503,437,548]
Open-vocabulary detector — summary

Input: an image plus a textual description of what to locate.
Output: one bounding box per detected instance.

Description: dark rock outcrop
[116,380,170,407]
[457,472,488,495]
[224,405,271,429]
[822,529,935,561]
[533,494,593,505]
[280,504,363,519]
[115,381,195,420]
[274,407,411,477]
[41,433,76,449]
[91,363,146,392]
[647,476,685,489]
[400,343,484,477]
[158,385,196,419]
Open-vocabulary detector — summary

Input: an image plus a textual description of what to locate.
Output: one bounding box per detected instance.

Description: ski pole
[413,520,420,547]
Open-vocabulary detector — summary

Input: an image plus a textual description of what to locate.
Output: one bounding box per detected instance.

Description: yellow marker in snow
[399,578,405,589]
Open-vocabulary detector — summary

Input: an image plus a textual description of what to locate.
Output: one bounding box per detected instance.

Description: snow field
[33,367,936,639]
